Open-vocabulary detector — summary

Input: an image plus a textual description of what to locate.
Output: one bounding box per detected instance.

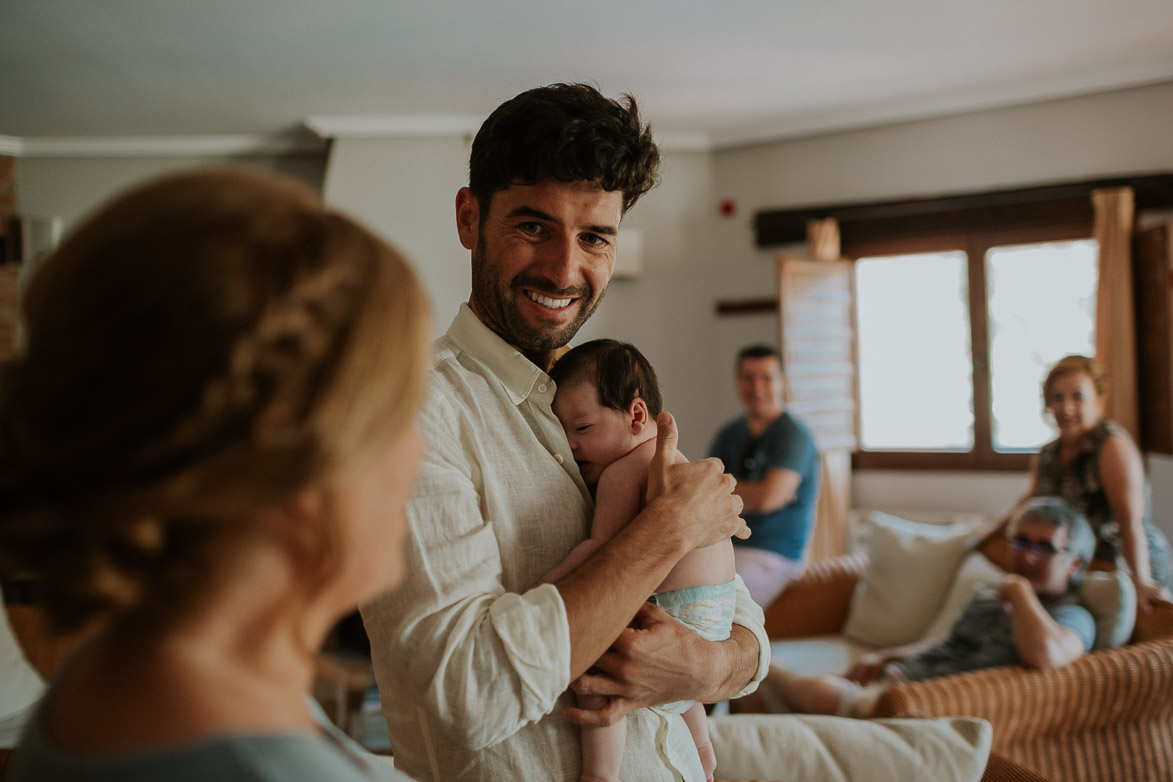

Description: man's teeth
[528,291,572,308]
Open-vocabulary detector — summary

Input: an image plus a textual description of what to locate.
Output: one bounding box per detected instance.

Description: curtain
[1092,188,1139,441]
[778,217,854,561]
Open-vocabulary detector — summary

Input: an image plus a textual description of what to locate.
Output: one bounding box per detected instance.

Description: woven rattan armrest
[873,635,1173,737]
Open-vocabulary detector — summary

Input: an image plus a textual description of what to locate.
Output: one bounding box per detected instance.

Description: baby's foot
[696,739,717,781]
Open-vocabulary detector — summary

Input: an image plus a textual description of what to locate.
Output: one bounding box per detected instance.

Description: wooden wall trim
[755,173,1173,247]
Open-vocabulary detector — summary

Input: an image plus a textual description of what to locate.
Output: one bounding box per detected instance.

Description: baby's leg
[578,693,624,782]
[767,666,845,715]
[681,702,717,782]
[767,665,881,718]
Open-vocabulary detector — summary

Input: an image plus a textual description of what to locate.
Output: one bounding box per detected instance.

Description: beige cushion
[1080,569,1137,650]
[708,714,991,782]
[844,513,985,646]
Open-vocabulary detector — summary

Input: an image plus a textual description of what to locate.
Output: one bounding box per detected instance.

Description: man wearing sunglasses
[755,495,1099,718]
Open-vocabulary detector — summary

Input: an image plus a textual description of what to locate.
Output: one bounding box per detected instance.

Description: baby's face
[553,380,640,486]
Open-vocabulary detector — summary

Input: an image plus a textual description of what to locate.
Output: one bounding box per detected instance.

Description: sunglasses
[1010,536,1065,557]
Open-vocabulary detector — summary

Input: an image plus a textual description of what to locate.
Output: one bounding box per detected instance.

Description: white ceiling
[4,0,1173,150]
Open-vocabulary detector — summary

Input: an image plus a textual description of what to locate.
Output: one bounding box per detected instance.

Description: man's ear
[455,187,480,251]
[629,398,650,435]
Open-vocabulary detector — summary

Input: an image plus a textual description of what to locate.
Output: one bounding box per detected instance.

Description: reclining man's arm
[999,575,1090,669]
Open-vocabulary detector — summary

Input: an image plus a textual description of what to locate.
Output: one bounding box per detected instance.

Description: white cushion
[843,513,985,647]
[770,635,875,680]
[1079,570,1137,650]
[919,551,1008,643]
[708,713,991,782]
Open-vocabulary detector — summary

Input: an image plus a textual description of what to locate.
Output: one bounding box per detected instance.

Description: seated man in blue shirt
[709,345,819,608]
[761,496,1097,718]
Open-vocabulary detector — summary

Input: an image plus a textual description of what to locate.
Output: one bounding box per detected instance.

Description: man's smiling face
[458,179,623,368]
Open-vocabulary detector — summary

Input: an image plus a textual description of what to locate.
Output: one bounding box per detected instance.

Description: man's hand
[997,573,1034,606]
[844,652,887,685]
[646,412,748,551]
[561,602,714,727]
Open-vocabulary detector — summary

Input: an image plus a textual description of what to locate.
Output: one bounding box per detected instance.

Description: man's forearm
[694,624,759,702]
[733,468,800,514]
[558,500,691,678]
[1003,580,1084,669]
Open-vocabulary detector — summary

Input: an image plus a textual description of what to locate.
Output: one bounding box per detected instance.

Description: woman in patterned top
[996,354,1173,612]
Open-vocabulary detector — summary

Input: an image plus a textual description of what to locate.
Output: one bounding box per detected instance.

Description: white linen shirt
[362,304,769,782]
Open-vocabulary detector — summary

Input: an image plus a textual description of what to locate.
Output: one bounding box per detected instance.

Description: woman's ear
[629,397,650,435]
[262,487,328,565]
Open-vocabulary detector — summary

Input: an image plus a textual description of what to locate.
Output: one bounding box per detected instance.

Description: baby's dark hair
[549,339,662,417]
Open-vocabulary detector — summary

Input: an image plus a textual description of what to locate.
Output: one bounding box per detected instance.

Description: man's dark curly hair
[468,83,661,216]
[549,339,663,418]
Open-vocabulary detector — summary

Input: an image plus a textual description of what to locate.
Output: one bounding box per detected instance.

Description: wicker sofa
[761,537,1173,782]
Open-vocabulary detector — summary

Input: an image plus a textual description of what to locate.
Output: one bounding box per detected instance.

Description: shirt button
[537,383,548,393]
[554,453,564,464]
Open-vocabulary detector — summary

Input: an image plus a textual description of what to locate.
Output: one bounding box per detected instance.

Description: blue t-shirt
[708,412,819,560]
[893,587,1096,683]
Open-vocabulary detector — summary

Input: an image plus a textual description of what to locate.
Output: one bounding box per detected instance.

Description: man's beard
[470,232,607,353]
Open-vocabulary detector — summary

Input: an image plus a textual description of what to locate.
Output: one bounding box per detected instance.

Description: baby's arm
[538,454,648,585]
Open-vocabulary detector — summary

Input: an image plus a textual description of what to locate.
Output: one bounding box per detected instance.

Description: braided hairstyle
[0,168,430,631]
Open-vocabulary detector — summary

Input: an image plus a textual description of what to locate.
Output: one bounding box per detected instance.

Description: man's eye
[581,233,608,247]
[520,222,545,236]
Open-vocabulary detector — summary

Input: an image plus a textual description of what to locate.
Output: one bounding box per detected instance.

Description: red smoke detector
[719,198,737,217]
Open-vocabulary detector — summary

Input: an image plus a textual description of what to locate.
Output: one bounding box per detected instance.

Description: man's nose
[536,237,579,289]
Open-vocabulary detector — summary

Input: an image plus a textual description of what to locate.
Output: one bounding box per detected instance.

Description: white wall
[321,136,471,331]
[16,153,326,229]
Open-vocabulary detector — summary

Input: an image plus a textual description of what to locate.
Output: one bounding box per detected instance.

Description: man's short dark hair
[737,344,783,371]
[549,339,663,417]
[468,83,661,216]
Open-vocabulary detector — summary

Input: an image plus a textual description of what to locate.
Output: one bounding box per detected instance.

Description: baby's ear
[629,397,650,434]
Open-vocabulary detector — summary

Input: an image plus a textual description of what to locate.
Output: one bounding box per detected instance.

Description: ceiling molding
[8,134,325,158]
[304,115,482,139]
[304,114,714,152]
[0,136,25,156]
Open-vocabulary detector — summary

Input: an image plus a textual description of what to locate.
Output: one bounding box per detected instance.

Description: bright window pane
[987,240,1098,451]
[856,252,974,450]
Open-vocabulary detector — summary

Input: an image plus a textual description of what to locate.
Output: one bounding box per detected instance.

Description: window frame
[845,218,1094,471]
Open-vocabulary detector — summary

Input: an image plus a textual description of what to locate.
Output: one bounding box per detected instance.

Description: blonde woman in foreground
[0,169,429,781]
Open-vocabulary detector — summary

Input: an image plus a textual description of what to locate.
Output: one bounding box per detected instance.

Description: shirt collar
[446,303,551,405]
